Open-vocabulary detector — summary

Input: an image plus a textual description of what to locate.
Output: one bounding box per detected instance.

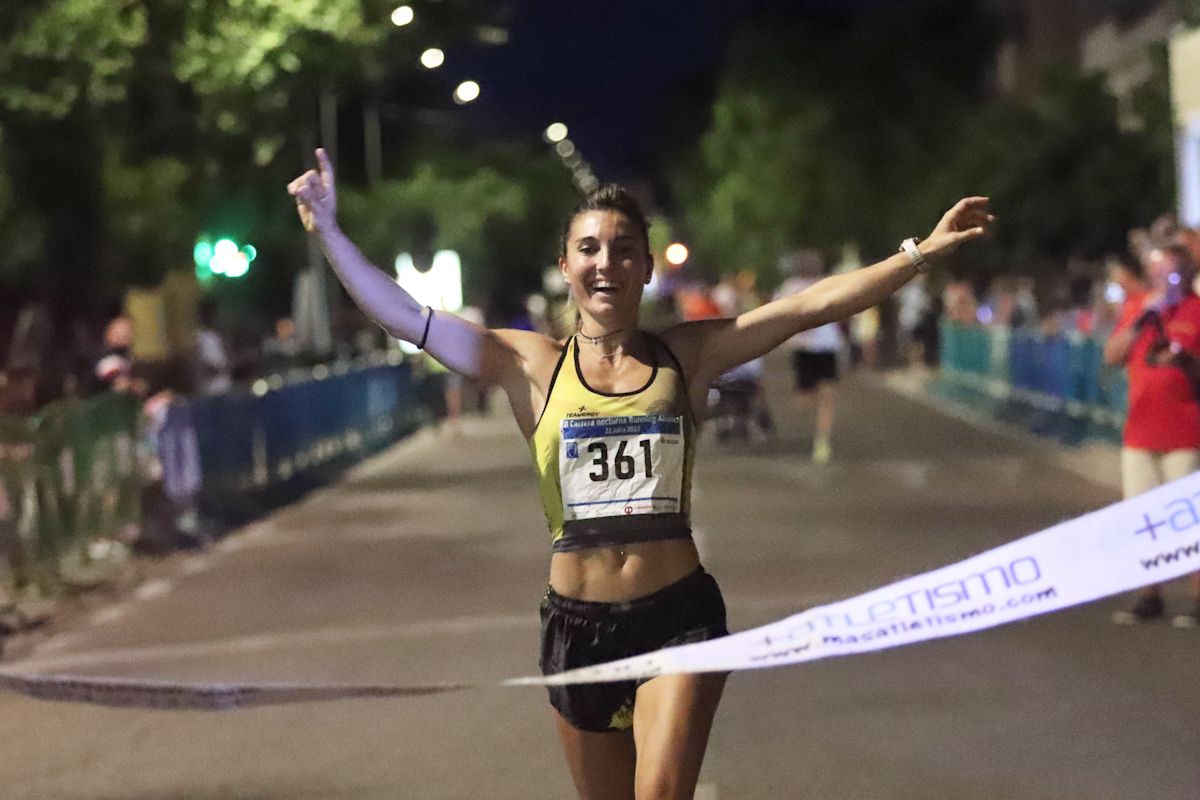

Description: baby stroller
[707,358,774,444]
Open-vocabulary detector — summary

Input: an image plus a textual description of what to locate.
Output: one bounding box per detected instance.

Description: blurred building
[993,0,1097,98]
[1081,2,1181,129]
[1173,25,1200,227]
[994,0,1182,113]
[995,0,1195,225]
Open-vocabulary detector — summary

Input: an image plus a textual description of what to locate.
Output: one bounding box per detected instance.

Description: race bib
[560,415,684,521]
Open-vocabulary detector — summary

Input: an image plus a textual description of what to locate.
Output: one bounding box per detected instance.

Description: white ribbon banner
[1,470,1198,709]
[510,469,1200,687]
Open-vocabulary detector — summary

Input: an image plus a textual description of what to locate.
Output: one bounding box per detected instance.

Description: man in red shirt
[1105,244,1200,626]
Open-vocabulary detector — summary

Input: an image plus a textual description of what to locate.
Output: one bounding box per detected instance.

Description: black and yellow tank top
[529,333,696,552]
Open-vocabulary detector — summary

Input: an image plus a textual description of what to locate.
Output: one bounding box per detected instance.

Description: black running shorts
[538,567,728,732]
[791,351,838,392]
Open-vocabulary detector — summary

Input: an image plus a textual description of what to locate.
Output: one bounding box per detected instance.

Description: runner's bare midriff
[548,538,701,601]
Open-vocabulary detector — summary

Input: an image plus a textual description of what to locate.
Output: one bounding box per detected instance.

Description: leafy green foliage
[100,142,197,285]
[974,69,1174,265]
[340,164,527,277]
[0,131,47,284]
[1180,0,1200,26]
[174,0,381,142]
[0,0,147,118]
[676,0,1001,287]
[0,0,546,318]
[675,0,1177,288]
[175,0,373,94]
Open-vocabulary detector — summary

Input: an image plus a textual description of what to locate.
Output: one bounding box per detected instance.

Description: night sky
[452,0,888,181]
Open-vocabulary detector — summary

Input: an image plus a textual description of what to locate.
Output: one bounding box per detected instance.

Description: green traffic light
[210,238,238,275]
[193,239,214,268]
[196,235,254,279]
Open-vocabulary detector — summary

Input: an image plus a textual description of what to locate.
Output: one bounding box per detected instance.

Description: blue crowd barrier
[939,321,1127,445]
[162,359,422,521]
[0,358,426,598]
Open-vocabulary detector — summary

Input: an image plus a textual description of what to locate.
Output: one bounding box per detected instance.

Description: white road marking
[8,613,532,672]
[874,371,1122,491]
[214,521,278,552]
[133,579,173,601]
[180,556,211,575]
[89,605,129,626]
[29,632,82,656]
[863,458,933,490]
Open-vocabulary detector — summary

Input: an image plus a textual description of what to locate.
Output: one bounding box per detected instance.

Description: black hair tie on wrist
[418,307,434,350]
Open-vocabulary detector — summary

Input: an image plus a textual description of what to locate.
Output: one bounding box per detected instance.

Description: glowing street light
[665,243,689,267]
[391,5,414,26]
[453,80,480,104]
[545,122,568,143]
[554,139,576,158]
[420,48,445,69]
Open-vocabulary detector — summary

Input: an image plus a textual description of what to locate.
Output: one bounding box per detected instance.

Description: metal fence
[0,393,141,597]
[0,357,423,602]
[938,321,1128,444]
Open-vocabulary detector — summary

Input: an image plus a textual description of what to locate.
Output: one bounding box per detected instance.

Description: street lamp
[420,48,445,69]
[543,122,600,194]
[391,5,414,26]
[665,243,689,267]
[453,80,480,104]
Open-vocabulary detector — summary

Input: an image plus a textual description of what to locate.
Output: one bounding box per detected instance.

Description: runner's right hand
[287,148,337,234]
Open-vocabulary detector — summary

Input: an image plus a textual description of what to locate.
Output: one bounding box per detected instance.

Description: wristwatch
[900,237,930,274]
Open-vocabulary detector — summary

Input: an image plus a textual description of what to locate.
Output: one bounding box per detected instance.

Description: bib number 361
[560,414,684,521]
[587,439,653,482]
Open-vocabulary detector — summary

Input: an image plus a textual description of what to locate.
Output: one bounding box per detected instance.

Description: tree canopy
[0,0,561,323]
[673,0,1179,289]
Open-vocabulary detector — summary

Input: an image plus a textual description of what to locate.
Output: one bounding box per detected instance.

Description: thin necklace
[577,323,634,345]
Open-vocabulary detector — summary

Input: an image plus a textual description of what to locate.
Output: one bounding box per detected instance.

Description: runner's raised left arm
[667,197,994,386]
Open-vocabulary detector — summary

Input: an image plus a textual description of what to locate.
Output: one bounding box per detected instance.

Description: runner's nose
[597,245,614,272]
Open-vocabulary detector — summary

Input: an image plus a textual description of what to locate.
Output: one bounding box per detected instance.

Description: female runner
[288,148,992,800]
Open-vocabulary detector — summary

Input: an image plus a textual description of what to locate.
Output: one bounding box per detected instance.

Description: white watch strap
[900,237,929,274]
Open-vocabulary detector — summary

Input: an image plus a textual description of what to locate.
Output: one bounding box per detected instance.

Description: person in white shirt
[775,250,844,463]
[194,301,232,396]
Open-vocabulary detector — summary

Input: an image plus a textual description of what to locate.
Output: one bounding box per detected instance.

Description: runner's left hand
[921,197,994,265]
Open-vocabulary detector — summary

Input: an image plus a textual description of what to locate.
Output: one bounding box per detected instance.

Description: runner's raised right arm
[288,148,533,388]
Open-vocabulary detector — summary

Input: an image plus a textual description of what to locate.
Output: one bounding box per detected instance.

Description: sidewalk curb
[870,369,1123,494]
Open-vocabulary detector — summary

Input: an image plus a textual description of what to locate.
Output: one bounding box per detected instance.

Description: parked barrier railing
[939,321,1127,444]
[0,357,424,601]
[0,393,140,597]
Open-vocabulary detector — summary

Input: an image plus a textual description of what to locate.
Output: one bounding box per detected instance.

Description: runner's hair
[559,184,653,263]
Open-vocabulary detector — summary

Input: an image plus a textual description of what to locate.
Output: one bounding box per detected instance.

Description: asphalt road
[1,362,1197,800]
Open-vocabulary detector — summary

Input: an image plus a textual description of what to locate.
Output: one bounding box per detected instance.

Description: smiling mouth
[589,283,620,296]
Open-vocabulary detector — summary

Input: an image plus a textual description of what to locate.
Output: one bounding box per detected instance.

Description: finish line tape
[0,673,469,710]
[2,470,1199,710]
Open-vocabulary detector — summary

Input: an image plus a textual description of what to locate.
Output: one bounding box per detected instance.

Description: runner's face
[559,211,651,320]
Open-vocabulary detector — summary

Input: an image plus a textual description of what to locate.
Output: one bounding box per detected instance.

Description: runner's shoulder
[658,319,731,373]
[490,328,568,373]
